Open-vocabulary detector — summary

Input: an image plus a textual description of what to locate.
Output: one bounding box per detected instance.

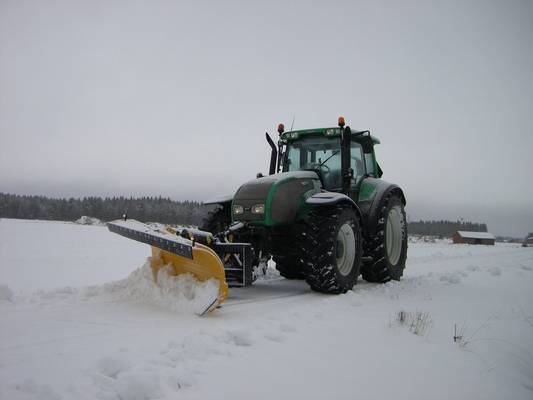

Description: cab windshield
[283,136,366,190]
[284,137,340,171]
[283,137,342,189]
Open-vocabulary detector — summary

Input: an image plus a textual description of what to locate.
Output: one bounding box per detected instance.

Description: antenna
[290,114,296,131]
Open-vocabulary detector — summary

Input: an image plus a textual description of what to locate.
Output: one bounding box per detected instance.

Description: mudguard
[203,194,233,206]
[361,180,406,236]
[305,191,363,222]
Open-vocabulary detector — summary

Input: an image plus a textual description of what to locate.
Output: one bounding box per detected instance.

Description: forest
[0,193,210,226]
[408,219,488,237]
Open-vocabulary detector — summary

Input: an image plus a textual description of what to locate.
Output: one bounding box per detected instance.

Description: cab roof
[281,127,381,145]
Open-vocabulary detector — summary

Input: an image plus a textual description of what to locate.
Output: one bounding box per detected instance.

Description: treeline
[1,193,492,236]
[0,193,211,226]
[408,219,488,237]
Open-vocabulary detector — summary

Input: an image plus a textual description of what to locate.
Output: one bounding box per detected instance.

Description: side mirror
[256,172,264,178]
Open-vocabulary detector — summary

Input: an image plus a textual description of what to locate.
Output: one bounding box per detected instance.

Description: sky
[1,0,532,237]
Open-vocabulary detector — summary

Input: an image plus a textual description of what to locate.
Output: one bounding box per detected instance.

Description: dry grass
[396,310,432,336]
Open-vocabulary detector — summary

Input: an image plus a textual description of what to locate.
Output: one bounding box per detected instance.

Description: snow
[100,261,221,315]
[75,216,105,226]
[1,218,533,399]
[0,218,147,291]
[456,230,496,240]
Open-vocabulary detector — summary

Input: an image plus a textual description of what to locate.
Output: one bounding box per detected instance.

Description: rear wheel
[301,206,362,293]
[362,193,407,282]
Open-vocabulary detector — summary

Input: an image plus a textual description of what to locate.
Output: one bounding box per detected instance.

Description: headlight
[233,205,244,215]
[251,203,265,214]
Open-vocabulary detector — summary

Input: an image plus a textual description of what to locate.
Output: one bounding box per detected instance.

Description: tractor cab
[266,119,382,197]
[282,133,364,190]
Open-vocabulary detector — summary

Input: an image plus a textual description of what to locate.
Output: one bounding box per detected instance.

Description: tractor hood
[232,171,321,226]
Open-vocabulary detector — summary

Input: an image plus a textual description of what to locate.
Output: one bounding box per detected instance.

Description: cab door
[347,142,366,201]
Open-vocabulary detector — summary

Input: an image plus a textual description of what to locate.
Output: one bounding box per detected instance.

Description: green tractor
[201,116,408,293]
[108,116,408,312]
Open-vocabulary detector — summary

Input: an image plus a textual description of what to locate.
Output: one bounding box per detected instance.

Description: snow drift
[75,216,105,226]
[100,260,221,315]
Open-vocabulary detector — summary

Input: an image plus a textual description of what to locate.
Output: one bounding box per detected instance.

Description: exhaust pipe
[265,132,277,175]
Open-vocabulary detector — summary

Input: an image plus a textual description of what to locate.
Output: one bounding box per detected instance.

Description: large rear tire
[301,206,362,294]
[361,193,407,282]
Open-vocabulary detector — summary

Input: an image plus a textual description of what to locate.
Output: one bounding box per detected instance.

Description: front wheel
[302,206,362,293]
[274,255,306,279]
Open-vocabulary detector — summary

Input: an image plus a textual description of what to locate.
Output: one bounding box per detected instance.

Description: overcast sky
[1,0,532,237]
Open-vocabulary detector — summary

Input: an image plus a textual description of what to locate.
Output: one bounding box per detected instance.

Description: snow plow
[108,219,254,314]
[108,117,408,315]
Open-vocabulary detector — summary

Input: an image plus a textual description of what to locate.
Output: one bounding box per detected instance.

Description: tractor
[108,117,408,312]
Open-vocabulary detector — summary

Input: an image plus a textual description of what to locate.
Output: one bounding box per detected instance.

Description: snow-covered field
[1,218,532,400]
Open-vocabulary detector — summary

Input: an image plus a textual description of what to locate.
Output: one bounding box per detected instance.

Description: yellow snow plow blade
[107,219,229,312]
[150,244,229,302]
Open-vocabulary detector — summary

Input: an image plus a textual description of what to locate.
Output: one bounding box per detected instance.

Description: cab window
[364,153,376,177]
[351,143,365,182]
[284,137,342,189]
[284,138,366,190]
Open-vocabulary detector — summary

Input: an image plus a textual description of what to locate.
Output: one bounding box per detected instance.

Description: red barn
[452,231,495,245]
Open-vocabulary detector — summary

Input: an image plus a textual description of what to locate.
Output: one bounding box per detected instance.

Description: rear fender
[364,184,406,236]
